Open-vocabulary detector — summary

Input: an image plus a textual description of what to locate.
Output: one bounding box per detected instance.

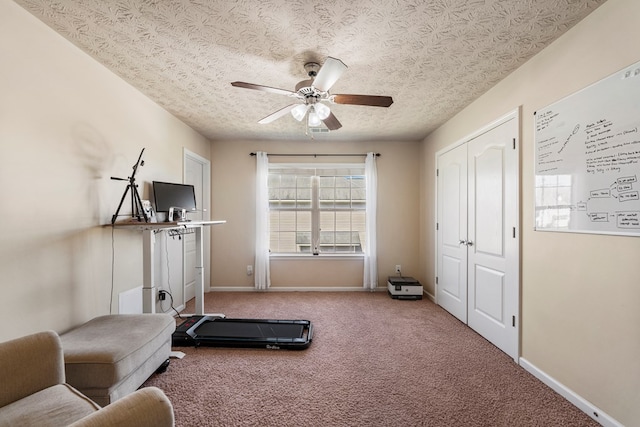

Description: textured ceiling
[15,0,607,142]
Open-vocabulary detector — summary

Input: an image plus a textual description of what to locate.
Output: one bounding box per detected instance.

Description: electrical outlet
[395,265,402,275]
[247,265,253,276]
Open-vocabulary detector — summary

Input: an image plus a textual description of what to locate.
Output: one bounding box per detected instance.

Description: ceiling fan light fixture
[315,102,330,120]
[291,104,309,121]
[307,107,322,127]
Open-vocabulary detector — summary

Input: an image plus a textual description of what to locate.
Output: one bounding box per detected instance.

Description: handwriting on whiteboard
[534,60,640,235]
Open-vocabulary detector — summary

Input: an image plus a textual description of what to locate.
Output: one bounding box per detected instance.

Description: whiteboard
[534,60,640,236]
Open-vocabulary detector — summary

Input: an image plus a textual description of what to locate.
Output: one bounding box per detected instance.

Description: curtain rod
[250,152,380,157]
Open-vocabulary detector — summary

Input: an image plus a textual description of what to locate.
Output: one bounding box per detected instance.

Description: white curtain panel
[254,151,271,289]
[363,152,378,290]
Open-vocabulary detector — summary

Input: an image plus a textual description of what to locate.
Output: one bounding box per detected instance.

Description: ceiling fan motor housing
[295,79,314,94]
[304,62,320,77]
[295,79,325,105]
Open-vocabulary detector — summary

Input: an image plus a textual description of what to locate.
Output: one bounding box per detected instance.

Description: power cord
[110,226,115,314]
[161,232,182,318]
[159,290,182,318]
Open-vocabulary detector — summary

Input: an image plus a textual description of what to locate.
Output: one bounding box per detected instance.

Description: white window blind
[268,164,366,254]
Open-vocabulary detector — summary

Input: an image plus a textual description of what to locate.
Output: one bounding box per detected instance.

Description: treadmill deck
[172,316,313,350]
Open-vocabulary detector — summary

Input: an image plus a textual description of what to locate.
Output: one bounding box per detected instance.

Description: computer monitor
[152,181,197,212]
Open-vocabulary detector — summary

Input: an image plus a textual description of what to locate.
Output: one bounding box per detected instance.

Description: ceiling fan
[231,57,393,131]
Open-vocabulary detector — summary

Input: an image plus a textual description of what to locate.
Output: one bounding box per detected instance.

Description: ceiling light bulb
[291,104,309,121]
[308,108,322,127]
[315,102,330,120]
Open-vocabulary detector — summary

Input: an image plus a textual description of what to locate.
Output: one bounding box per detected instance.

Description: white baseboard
[210,286,386,292]
[423,290,435,302]
[519,358,622,427]
[209,287,436,302]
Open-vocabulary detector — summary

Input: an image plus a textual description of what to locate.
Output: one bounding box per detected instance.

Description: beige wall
[3,0,635,423]
[420,0,640,424]
[210,139,421,290]
[0,2,210,341]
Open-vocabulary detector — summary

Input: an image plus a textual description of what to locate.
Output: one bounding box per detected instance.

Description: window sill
[270,253,365,261]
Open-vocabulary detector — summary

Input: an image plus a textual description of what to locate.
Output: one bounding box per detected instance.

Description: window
[268,164,366,254]
[535,174,573,229]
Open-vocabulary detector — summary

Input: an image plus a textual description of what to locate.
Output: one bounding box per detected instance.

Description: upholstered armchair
[0,330,174,427]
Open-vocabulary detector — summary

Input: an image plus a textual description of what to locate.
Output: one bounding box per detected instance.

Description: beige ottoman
[60,314,175,406]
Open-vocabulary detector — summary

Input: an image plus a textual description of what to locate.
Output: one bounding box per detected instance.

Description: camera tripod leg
[132,184,149,222]
[111,184,131,224]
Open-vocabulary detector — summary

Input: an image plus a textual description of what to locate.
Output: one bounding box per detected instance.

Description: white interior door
[184,150,211,302]
[436,111,520,361]
[467,116,519,361]
[436,143,468,322]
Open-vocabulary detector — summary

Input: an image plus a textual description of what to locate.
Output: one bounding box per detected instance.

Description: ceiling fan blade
[322,112,342,130]
[312,57,347,93]
[258,104,297,124]
[332,94,394,107]
[231,81,296,97]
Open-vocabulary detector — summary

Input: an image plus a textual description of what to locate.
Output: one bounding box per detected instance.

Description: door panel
[436,143,467,322]
[441,255,462,299]
[474,147,504,256]
[473,264,505,323]
[442,164,463,247]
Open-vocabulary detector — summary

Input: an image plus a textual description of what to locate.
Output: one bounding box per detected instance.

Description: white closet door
[467,116,519,361]
[436,111,520,361]
[436,143,468,322]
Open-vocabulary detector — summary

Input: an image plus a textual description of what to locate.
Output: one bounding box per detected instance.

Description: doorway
[184,149,211,302]
[436,110,520,361]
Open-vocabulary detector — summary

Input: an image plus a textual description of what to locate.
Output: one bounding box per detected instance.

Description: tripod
[110,148,149,224]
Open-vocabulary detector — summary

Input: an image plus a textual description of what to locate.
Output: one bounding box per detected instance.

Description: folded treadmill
[172,316,313,350]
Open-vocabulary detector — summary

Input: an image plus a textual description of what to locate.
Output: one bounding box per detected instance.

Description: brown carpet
[143,292,597,427]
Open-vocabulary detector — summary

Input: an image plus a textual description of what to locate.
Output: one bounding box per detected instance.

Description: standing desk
[113,220,226,314]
